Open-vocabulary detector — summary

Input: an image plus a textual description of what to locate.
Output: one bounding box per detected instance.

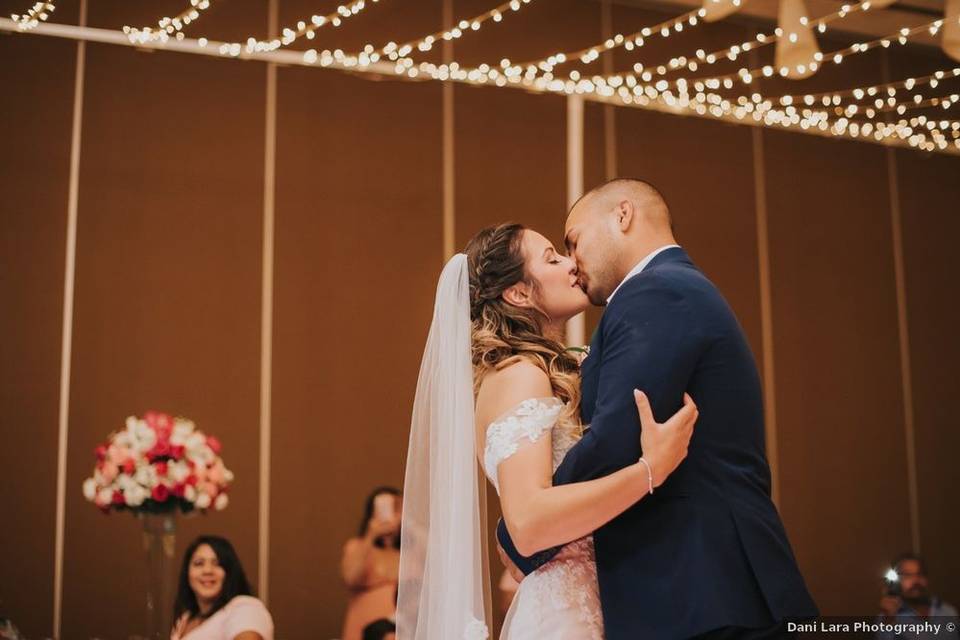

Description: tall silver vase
[139,512,177,639]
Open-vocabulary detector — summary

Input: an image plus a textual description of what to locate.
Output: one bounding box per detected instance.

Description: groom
[497,179,818,639]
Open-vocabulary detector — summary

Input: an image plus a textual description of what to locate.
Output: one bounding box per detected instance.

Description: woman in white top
[170,536,273,640]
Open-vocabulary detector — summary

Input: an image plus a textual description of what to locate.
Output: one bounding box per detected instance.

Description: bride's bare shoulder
[475,358,553,425]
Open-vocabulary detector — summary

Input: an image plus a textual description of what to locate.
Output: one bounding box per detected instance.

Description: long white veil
[396,254,492,640]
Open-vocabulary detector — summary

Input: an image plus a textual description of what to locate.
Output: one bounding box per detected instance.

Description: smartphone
[374,493,396,521]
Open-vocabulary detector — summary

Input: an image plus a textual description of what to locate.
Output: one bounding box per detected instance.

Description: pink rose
[122,460,136,475]
[145,411,174,440]
[170,444,185,460]
[147,440,171,462]
[199,482,217,498]
[111,491,125,506]
[94,445,107,461]
[208,461,225,485]
[172,483,186,498]
[108,445,129,466]
[205,436,222,455]
[193,465,208,482]
[101,461,119,483]
[152,484,170,502]
[155,461,168,476]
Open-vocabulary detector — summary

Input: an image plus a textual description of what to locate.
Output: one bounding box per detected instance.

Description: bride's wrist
[637,457,655,495]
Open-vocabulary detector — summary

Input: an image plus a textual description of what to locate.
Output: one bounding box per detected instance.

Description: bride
[397,223,697,639]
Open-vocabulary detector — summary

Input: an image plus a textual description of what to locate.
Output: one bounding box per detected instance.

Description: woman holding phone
[340,487,402,640]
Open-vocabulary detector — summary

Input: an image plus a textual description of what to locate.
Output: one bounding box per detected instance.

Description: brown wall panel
[271,67,443,638]
[895,149,960,605]
[0,20,77,639]
[614,108,764,371]
[765,129,912,614]
[62,27,266,638]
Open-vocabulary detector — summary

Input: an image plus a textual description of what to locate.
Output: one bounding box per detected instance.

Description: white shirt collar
[606,244,681,304]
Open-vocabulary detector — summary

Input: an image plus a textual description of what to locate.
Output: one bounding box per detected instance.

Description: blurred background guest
[340,487,402,640]
[171,535,274,640]
[361,618,397,640]
[877,553,959,640]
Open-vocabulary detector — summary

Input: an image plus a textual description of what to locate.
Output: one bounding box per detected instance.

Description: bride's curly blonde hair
[465,223,583,439]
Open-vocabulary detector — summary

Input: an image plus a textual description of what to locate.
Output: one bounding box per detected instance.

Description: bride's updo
[465,223,583,438]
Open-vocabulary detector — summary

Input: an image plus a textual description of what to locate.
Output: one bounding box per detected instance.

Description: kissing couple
[397,179,818,640]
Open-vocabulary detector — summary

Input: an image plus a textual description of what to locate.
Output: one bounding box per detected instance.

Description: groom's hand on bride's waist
[497,539,524,583]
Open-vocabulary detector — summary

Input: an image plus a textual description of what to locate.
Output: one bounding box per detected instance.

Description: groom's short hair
[575,178,673,231]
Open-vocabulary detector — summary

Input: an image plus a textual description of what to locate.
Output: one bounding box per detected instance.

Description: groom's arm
[554,274,702,483]
[497,273,704,573]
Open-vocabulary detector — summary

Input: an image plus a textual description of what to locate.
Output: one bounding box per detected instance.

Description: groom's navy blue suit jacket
[497,247,818,639]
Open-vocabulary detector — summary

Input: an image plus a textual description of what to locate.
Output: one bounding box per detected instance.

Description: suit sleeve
[554,273,703,483]
[497,273,705,574]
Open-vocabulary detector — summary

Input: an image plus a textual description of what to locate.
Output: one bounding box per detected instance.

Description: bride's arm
[476,361,696,557]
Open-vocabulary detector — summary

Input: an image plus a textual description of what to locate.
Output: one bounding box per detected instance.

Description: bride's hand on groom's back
[633,390,698,488]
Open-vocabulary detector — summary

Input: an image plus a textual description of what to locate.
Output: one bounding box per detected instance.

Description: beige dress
[341,541,400,640]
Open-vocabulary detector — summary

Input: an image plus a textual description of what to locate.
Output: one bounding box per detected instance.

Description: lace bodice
[482,397,567,493]
[484,397,604,639]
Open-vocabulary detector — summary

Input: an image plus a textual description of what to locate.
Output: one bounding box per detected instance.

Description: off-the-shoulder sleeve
[223,596,274,640]
[483,397,563,493]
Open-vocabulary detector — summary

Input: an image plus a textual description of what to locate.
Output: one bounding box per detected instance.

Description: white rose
[96,487,114,506]
[116,474,135,491]
[174,420,194,437]
[169,461,190,483]
[135,420,156,449]
[134,464,154,487]
[82,478,97,501]
[223,469,234,484]
[214,493,229,511]
[184,485,198,502]
[195,493,212,510]
[125,485,147,507]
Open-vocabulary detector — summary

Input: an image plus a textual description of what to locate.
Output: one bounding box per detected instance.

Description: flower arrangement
[82,411,233,514]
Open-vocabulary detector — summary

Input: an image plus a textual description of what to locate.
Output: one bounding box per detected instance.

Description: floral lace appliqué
[483,397,563,493]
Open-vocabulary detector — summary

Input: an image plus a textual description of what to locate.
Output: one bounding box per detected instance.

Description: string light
[123,0,213,44]
[372,0,535,64]
[775,0,821,79]
[10,1,54,31]
[592,15,958,95]
[702,0,744,23]
[3,10,957,155]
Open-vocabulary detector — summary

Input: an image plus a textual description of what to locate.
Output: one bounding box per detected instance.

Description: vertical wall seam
[53,0,87,636]
[443,0,455,261]
[258,0,279,605]
[751,125,780,507]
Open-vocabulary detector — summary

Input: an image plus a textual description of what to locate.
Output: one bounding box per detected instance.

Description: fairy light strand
[123,0,213,44]
[11,1,54,31]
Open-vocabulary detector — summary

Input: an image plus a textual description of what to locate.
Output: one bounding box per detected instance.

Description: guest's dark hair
[358,486,402,549]
[362,618,397,640]
[892,552,927,576]
[173,535,253,625]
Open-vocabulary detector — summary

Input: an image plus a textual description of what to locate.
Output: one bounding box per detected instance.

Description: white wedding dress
[483,397,604,640]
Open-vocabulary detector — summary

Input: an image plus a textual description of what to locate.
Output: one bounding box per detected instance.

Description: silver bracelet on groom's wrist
[638,457,654,495]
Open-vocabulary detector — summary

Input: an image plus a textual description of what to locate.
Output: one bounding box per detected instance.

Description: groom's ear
[616,199,636,232]
[502,282,532,308]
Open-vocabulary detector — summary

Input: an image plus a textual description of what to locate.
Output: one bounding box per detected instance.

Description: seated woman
[340,487,402,640]
[170,535,273,640]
